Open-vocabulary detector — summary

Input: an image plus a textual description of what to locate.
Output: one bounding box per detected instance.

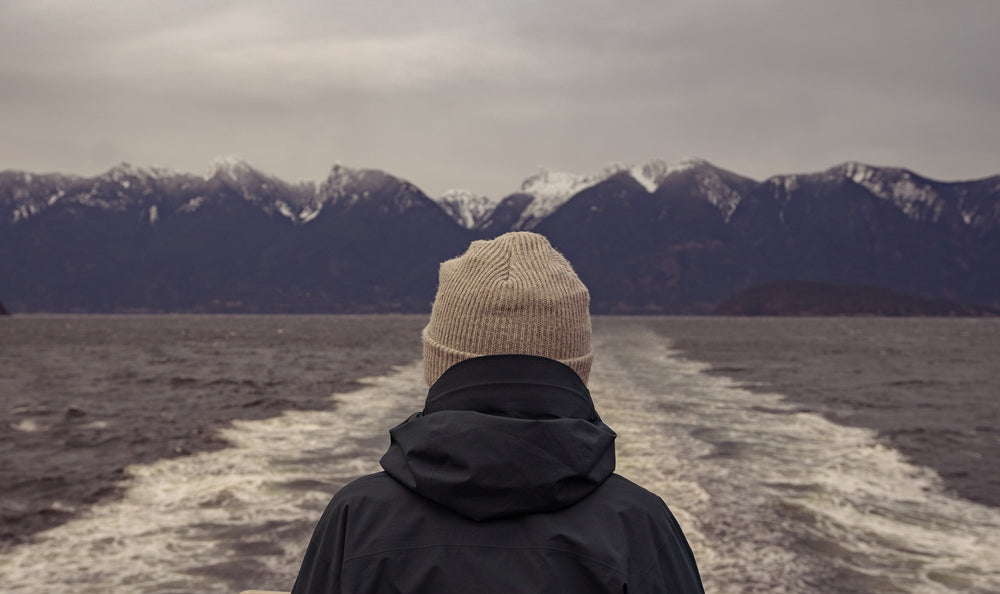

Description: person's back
[291,232,703,593]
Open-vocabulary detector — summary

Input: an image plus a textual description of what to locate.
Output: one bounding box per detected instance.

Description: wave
[591,324,1000,594]
[2,322,998,593]
[0,363,427,594]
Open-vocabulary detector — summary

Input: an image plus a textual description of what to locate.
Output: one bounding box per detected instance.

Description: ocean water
[1,315,998,593]
[649,316,1000,509]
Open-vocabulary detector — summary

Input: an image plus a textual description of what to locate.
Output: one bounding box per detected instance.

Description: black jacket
[291,355,704,593]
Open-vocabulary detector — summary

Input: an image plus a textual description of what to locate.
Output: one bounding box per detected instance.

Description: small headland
[713,280,999,317]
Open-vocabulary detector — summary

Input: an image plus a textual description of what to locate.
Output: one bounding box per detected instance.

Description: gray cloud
[1,0,998,198]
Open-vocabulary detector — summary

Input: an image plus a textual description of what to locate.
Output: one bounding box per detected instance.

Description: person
[291,231,704,593]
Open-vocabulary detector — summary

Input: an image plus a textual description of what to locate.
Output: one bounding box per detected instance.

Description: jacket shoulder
[600,474,676,513]
[328,471,411,506]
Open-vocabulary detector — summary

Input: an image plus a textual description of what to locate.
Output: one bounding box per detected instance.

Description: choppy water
[594,324,999,593]
[1,316,998,593]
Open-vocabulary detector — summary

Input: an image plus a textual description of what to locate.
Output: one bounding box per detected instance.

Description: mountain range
[1,157,998,314]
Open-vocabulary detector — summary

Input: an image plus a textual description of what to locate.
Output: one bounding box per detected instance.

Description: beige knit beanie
[422,231,593,386]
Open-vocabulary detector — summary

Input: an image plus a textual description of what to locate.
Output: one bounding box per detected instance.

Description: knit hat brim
[422,325,593,387]
[421,232,593,386]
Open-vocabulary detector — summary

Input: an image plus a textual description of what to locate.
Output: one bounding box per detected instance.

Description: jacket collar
[424,355,599,422]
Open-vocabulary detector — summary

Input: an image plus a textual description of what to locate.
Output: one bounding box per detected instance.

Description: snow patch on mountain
[109,162,154,179]
[320,163,430,215]
[630,157,708,193]
[839,162,945,222]
[207,155,254,182]
[699,176,746,222]
[514,163,630,228]
[629,167,659,193]
[521,163,627,203]
[955,178,1000,231]
[781,176,801,195]
[11,203,38,223]
[319,163,368,206]
[434,189,499,229]
[104,162,183,194]
[509,158,746,227]
[179,196,205,213]
[210,155,320,223]
[648,158,749,221]
[275,200,294,220]
[299,204,323,223]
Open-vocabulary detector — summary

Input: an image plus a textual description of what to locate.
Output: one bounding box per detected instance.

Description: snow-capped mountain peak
[321,163,397,205]
[207,155,255,182]
[630,157,711,193]
[106,162,145,182]
[4,158,997,234]
[618,157,751,221]
[319,163,430,214]
[834,162,944,222]
[515,163,631,228]
[207,155,320,223]
[104,161,178,182]
[435,189,499,229]
[321,162,367,197]
[520,168,591,201]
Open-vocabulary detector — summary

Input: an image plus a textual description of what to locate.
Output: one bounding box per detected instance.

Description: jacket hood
[380,355,616,521]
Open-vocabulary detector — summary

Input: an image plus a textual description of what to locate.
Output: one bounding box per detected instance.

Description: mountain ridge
[2,157,997,314]
[5,157,999,230]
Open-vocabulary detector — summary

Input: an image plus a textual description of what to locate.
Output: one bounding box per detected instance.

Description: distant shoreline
[712,280,999,318]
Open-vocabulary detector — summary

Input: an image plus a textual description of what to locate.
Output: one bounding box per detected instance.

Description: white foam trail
[10,419,42,432]
[0,362,427,594]
[591,324,1000,594]
[5,324,999,594]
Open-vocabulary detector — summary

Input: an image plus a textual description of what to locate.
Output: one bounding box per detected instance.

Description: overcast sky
[1,0,998,198]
